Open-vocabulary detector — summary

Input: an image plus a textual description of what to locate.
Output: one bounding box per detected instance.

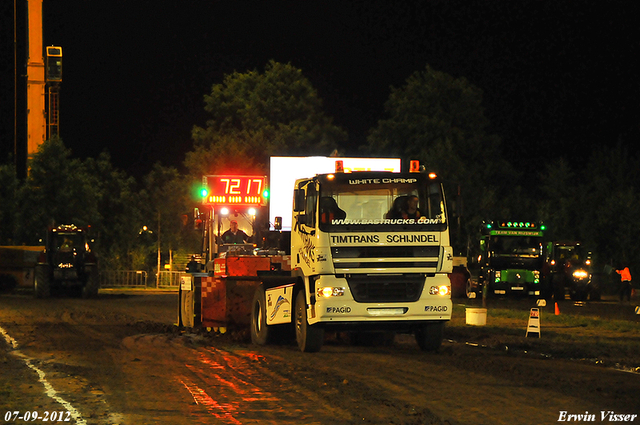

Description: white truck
[189,158,453,352]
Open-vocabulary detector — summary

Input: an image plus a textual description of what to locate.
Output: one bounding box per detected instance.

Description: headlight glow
[317,287,345,298]
[573,269,589,279]
[430,285,450,296]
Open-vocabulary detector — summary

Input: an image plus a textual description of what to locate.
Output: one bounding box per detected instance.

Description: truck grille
[346,274,425,302]
[331,246,440,273]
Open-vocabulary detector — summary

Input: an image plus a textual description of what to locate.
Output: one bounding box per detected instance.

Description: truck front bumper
[309,274,452,326]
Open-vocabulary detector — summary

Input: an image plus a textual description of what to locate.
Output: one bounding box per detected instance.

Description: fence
[99,270,187,289]
[99,270,148,288]
[157,270,185,288]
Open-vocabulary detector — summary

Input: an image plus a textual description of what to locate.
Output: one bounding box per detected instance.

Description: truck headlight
[429,285,450,296]
[317,287,345,298]
[573,269,589,280]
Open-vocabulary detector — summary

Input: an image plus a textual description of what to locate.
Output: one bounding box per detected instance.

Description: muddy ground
[1,289,639,425]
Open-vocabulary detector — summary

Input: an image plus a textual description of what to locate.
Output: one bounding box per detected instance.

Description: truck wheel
[294,290,324,352]
[34,265,50,298]
[466,279,479,299]
[180,288,195,328]
[251,286,271,345]
[81,267,99,299]
[415,321,444,352]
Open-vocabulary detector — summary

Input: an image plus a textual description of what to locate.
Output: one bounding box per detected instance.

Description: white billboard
[269,156,401,231]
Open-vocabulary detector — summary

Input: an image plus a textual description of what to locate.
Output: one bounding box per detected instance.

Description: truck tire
[81,267,99,299]
[294,290,324,352]
[34,265,50,299]
[180,288,195,328]
[251,286,271,345]
[415,321,444,352]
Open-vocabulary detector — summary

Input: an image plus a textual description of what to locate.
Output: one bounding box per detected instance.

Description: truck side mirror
[293,189,305,212]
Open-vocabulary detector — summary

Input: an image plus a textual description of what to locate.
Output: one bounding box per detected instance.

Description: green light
[200,188,208,198]
[540,224,546,231]
[486,223,492,229]
[262,189,270,199]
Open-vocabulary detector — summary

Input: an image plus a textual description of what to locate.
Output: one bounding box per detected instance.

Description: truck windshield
[53,233,86,252]
[490,236,541,257]
[318,174,446,231]
[554,245,589,265]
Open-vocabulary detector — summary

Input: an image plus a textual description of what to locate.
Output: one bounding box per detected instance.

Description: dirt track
[1,289,639,425]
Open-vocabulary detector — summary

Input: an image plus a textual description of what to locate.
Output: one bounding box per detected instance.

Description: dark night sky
[2,1,639,180]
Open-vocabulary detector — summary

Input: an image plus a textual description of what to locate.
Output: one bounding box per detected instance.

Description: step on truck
[186,158,453,352]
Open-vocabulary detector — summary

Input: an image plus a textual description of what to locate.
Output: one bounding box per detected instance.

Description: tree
[10,139,147,271]
[82,151,143,270]
[578,144,640,270]
[141,163,193,250]
[185,60,347,178]
[365,65,515,254]
[538,158,579,241]
[15,137,101,244]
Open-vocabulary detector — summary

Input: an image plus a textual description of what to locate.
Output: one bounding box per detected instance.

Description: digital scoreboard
[201,175,268,206]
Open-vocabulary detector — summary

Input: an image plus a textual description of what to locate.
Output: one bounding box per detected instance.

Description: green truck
[476,221,549,298]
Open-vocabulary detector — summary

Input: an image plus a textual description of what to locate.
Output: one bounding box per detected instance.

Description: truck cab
[287,169,453,351]
[478,221,547,298]
[549,241,599,301]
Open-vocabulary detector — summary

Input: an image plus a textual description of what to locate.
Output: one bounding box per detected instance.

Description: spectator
[616,265,632,302]
[186,256,200,273]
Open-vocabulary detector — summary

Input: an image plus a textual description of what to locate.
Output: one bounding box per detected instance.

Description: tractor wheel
[34,265,50,298]
[415,321,444,352]
[294,290,324,352]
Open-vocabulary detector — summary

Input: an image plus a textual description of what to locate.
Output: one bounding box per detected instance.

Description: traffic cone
[555,302,560,315]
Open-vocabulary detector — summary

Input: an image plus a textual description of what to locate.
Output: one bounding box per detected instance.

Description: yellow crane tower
[26,0,46,159]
